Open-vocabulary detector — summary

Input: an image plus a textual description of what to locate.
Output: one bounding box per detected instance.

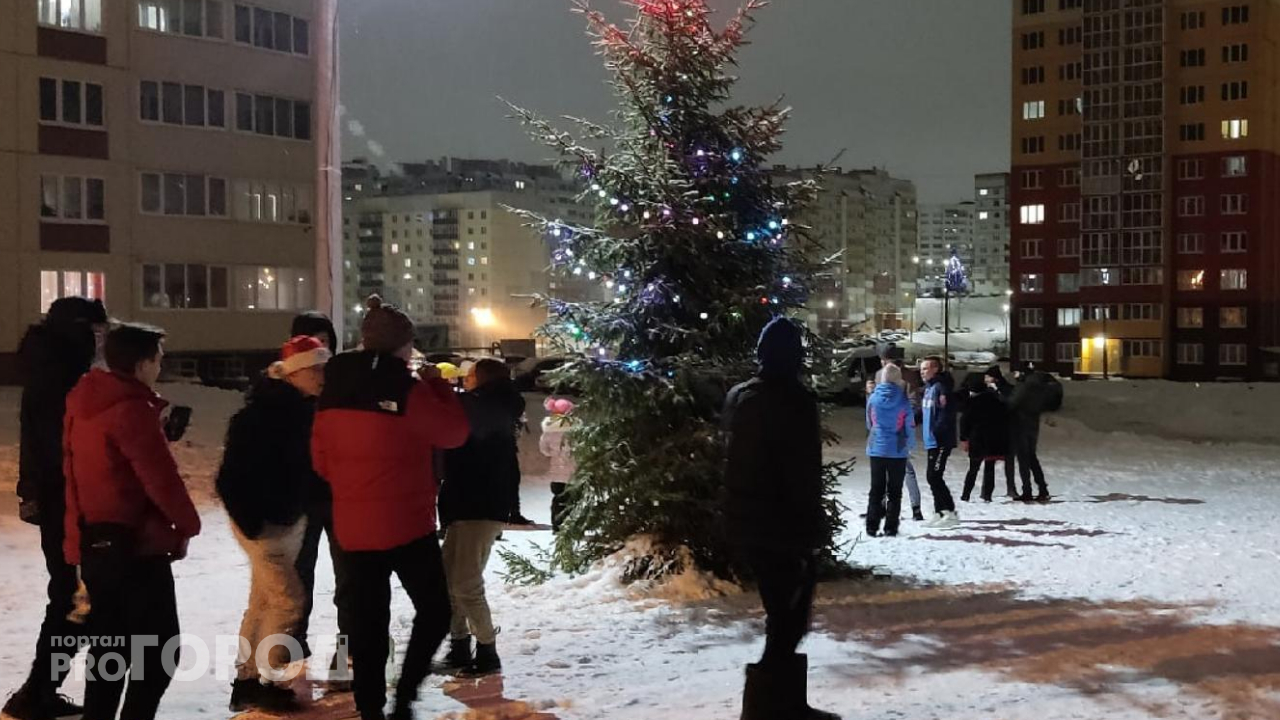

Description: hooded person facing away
[723,317,838,720]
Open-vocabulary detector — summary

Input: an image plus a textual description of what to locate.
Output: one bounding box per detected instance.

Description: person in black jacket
[723,317,837,720]
[4,297,107,720]
[1010,363,1056,502]
[437,359,525,677]
[285,311,353,666]
[959,369,1011,503]
[217,336,331,713]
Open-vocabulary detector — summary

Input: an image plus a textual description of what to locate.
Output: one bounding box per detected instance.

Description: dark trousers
[963,456,1012,501]
[1013,429,1048,495]
[344,534,451,715]
[866,457,907,536]
[745,548,817,666]
[79,540,180,720]
[22,506,82,700]
[926,448,957,514]
[295,499,352,658]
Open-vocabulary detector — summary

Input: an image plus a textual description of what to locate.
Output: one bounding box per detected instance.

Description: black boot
[458,642,501,678]
[2,682,52,720]
[438,636,473,672]
[912,506,924,521]
[740,663,781,720]
[388,703,415,720]
[229,678,301,713]
[778,654,840,720]
[1035,489,1052,503]
[228,679,259,713]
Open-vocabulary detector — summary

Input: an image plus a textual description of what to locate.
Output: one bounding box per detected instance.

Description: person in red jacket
[62,323,201,720]
[312,296,469,720]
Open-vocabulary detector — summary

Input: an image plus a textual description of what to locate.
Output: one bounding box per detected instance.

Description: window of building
[1220,344,1247,366]
[1222,118,1249,140]
[142,263,230,309]
[1019,342,1044,363]
[1020,136,1046,154]
[1180,10,1205,29]
[40,0,103,32]
[1125,340,1161,359]
[40,270,105,314]
[1057,272,1079,294]
[1179,123,1205,142]
[1056,342,1081,364]
[1222,156,1247,177]
[1019,307,1044,328]
[229,179,312,223]
[1179,48,1206,67]
[1020,66,1046,85]
[1058,133,1082,151]
[1220,307,1247,328]
[1058,62,1082,82]
[1085,304,1117,321]
[138,0,224,39]
[1059,202,1080,223]
[1178,270,1205,292]
[1177,233,1204,254]
[1021,169,1043,188]
[1177,196,1204,217]
[1022,0,1045,15]
[1059,167,1080,187]
[39,77,104,128]
[480,257,489,265]
[1122,268,1163,286]
[1020,273,1044,293]
[1020,239,1042,259]
[139,172,228,217]
[233,4,309,55]
[1021,31,1045,50]
[1022,101,1045,120]
[1177,307,1204,328]
[1220,194,1248,215]
[1176,159,1203,180]
[233,93,311,140]
[1122,304,1161,321]
[231,266,312,310]
[1056,237,1079,257]
[1221,81,1248,101]
[1223,5,1250,24]
[40,175,105,222]
[1178,85,1205,105]
[1177,344,1205,365]
[1019,204,1045,225]
[1221,269,1247,290]
[1082,268,1116,287]
[1057,307,1081,327]
[1222,232,1247,253]
[1222,43,1249,63]
[140,81,225,128]
[1059,25,1082,44]
[389,243,398,254]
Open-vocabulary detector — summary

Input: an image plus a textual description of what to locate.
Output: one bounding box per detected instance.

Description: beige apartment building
[1,0,336,381]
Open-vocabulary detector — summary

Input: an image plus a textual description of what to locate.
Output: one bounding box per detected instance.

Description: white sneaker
[934,510,961,529]
[923,513,946,528]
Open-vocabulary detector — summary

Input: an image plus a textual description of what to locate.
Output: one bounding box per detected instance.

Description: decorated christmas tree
[508,0,849,579]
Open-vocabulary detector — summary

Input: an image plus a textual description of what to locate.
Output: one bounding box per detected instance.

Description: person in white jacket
[540,397,575,531]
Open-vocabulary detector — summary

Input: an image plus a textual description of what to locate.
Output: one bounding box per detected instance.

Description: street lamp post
[1001,303,1010,345]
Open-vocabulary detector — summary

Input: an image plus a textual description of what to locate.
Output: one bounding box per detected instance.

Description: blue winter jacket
[923,371,959,450]
[866,383,915,459]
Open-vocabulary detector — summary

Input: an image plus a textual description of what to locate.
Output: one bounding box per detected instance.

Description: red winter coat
[311,352,470,552]
[62,370,201,565]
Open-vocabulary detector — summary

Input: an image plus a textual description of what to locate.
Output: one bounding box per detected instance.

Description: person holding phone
[61,323,202,720]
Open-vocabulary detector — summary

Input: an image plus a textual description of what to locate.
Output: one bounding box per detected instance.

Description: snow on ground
[909,295,1009,355]
[2,380,1280,719]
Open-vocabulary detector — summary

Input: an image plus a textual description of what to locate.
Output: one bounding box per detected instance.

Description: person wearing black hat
[723,317,837,720]
[959,369,1012,503]
[1009,363,1059,502]
[4,297,107,720]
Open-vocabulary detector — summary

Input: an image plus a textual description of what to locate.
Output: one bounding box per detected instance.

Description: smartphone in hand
[164,405,193,442]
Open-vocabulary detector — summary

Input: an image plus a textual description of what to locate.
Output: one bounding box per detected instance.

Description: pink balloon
[553,399,574,415]
[544,397,557,412]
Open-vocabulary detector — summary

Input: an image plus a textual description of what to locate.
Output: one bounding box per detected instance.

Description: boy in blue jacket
[921,356,959,528]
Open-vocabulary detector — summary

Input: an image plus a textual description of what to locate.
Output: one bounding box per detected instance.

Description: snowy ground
[2,381,1279,719]
[910,295,1009,355]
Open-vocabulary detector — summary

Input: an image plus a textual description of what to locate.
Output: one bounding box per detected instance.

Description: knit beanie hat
[268,335,332,379]
[984,365,1006,383]
[756,316,804,378]
[360,294,415,354]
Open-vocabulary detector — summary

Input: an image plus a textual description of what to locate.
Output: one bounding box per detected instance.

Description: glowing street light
[470,307,496,328]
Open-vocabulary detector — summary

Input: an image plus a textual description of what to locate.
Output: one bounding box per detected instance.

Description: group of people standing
[865,355,1058,537]
[5,294,532,720]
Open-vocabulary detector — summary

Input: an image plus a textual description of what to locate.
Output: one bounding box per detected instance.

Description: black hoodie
[216,376,321,539]
[438,378,526,525]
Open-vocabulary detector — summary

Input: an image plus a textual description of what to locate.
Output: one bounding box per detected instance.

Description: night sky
[337,0,1011,203]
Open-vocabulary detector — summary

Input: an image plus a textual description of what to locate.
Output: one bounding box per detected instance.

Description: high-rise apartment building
[917,175,1011,298]
[1,0,334,381]
[782,167,918,337]
[1011,0,1280,380]
[917,202,975,295]
[341,158,593,350]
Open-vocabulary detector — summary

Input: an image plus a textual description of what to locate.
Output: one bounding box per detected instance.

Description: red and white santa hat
[268,335,332,379]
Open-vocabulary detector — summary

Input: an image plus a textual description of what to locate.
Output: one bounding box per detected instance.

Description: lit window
[1019,204,1045,225]
[139,0,225,39]
[1177,307,1204,328]
[1177,270,1205,292]
[1220,307,1247,328]
[390,243,399,254]
[40,269,105,313]
[1221,118,1249,139]
[40,0,103,32]
[1220,269,1247,290]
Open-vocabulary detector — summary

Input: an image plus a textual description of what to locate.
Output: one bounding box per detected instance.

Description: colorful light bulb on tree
[506,0,848,578]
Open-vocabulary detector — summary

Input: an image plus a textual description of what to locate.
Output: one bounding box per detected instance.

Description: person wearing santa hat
[216,335,331,713]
